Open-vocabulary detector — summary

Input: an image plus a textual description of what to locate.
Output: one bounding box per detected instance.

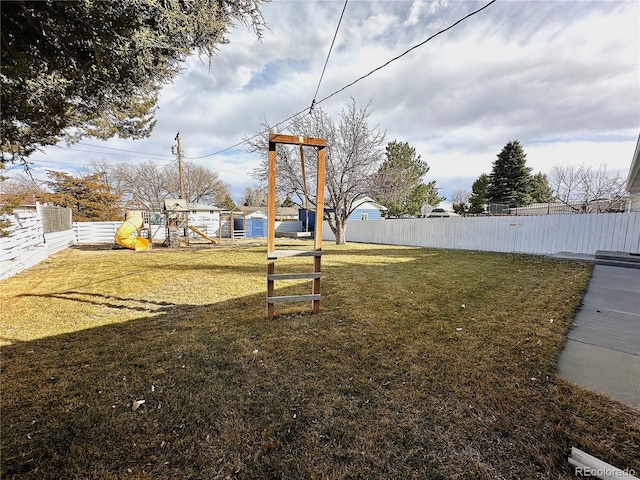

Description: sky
[6,0,640,206]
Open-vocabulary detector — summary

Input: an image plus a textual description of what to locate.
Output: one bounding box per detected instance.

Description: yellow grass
[1,242,638,479]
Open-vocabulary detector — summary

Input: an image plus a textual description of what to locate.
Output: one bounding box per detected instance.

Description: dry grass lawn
[1,241,638,479]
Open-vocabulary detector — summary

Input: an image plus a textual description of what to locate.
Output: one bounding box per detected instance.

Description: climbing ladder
[267,134,326,318]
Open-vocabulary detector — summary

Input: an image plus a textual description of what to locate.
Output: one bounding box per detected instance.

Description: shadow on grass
[17,291,176,311]
[2,248,639,479]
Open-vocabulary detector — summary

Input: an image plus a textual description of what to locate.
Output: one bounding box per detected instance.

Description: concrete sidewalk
[556,254,640,409]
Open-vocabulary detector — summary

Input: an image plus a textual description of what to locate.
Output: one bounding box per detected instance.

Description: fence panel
[0,212,48,280]
[0,213,43,262]
[39,205,72,233]
[45,229,76,255]
[323,212,640,255]
[73,222,120,243]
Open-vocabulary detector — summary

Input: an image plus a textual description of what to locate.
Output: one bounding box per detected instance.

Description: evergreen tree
[1,1,266,166]
[218,194,236,211]
[487,140,533,207]
[530,172,554,203]
[374,141,444,217]
[39,171,122,221]
[469,173,490,214]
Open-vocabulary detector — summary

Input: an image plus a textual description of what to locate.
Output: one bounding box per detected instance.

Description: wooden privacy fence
[323,212,640,255]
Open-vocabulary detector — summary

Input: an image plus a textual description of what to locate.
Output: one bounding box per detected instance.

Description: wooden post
[312,145,326,313]
[267,139,277,318]
[176,132,185,201]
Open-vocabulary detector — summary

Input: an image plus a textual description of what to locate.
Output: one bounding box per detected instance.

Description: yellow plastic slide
[115,211,150,251]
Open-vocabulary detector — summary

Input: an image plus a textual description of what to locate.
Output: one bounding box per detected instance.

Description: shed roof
[233,206,298,217]
[164,198,221,211]
[164,199,188,211]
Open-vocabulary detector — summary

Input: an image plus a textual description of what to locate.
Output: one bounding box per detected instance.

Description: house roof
[352,196,387,211]
[626,132,640,194]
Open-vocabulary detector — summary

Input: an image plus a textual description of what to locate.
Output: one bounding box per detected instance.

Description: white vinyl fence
[0,211,75,281]
[323,212,640,255]
[4,211,639,281]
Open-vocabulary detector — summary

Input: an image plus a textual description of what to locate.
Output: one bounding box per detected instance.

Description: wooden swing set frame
[266,134,326,318]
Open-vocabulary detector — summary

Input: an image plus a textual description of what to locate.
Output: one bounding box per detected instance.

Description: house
[349,196,387,221]
[626,133,640,211]
[299,196,387,232]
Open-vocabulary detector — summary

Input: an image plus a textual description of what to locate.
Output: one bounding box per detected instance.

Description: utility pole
[175,132,185,200]
[173,132,188,245]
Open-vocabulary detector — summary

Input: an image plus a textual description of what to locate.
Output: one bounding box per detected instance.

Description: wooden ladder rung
[268,249,322,260]
[267,294,321,304]
[267,272,322,281]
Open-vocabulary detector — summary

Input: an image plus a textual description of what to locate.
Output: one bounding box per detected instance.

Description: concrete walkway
[556,253,640,409]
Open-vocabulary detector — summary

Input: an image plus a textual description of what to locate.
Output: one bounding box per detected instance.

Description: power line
[77,141,175,158]
[185,108,310,160]
[50,145,169,161]
[22,0,496,168]
[192,0,497,159]
[310,0,349,113]
[314,0,498,106]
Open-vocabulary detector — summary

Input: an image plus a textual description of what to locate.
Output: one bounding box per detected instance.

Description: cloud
[12,0,638,206]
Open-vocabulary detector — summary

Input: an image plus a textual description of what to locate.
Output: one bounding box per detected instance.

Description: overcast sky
[10,0,640,205]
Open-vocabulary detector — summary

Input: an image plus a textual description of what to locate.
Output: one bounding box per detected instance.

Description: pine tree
[530,172,554,203]
[488,140,533,207]
[374,140,444,217]
[39,171,122,221]
[218,194,236,211]
[469,173,490,214]
[2,1,266,166]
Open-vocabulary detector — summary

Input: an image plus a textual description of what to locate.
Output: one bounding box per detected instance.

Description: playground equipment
[188,224,217,244]
[164,198,222,246]
[163,199,189,248]
[115,210,151,251]
[266,134,326,318]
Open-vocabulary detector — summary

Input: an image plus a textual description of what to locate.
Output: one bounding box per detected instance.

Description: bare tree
[549,164,626,213]
[84,159,231,211]
[240,185,268,207]
[248,99,386,244]
[0,172,42,196]
[164,162,231,206]
[112,161,169,211]
[451,189,471,215]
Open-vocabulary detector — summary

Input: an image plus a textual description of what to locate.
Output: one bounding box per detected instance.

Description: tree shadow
[1,248,637,480]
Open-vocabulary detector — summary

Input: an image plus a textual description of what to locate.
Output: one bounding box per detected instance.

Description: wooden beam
[268,272,322,281]
[267,294,321,304]
[267,249,322,259]
[268,133,327,147]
